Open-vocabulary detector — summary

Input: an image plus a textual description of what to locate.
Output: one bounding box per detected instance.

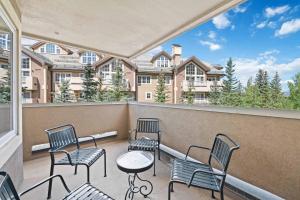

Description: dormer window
[82,51,97,64]
[156,56,169,67]
[0,34,11,50]
[40,43,61,54]
[185,62,204,82]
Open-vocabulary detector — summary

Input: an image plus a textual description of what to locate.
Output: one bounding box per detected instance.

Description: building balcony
[19,102,298,200]
[182,80,222,92]
[22,76,38,90]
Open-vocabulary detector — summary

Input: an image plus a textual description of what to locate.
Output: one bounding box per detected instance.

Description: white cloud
[147,45,163,56]
[256,21,267,29]
[233,52,300,91]
[275,18,300,37]
[208,31,216,40]
[233,5,247,13]
[212,13,231,29]
[199,40,221,51]
[265,5,290,18]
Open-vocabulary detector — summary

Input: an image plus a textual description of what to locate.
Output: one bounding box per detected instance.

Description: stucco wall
[128,103,300,200]
[22,103,129,160]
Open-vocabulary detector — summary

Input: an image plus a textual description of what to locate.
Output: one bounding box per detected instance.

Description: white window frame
[55,73,71,83]
[145,92,152,100]
[0,5,18,146]
[81,51,97,64]
[185,62,205,83]
[40,43,60,54]
[98,59,123,83]
[21,56,31,77]
[0,33,10,50]
[137,75,151,84]
[156,56,170,67]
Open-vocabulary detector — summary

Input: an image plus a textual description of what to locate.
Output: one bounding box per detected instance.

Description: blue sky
[151,0,300,92]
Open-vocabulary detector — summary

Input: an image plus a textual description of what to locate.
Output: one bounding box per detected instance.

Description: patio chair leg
[158,147,161,160]
[168,182,173,200]
[153,150,156,176]
[211,190,215,199]
[74,164,78,175]
[86,166,90,183]
[104,150,107,177]
[171,182,174,192]
[47,164,54,199]
[220,190,224,200]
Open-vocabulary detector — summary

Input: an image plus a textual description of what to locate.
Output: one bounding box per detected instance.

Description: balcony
[22,76,38,90]
[19,102,299,200]
[182,80,222,92]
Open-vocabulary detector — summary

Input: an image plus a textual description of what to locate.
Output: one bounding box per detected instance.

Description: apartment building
[20,42,223,104]
[131,44,224,103]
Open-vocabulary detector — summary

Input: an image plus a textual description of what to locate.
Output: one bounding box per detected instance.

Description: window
[0,10,17,141]
[0,33,10,50]
[137,75,151,84]
[22,91,31,99]
[156,55,169,67]
[207,77,220,81]
[21,57,30,77]
[82,51,97,64]
[45,44,55,54]
[99,59,123,83]
[185,62,204,82]
[145,92,152,100]
[164,76,171,85]
[55,73,71,83]
[195,93,206,100]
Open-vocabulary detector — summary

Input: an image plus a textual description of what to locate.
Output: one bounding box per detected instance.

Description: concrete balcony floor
[20,140,243,200]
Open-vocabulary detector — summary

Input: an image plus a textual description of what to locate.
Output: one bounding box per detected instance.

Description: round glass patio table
[116,151,154,200]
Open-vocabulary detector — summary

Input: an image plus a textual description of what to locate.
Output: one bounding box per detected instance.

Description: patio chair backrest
[136,118,159,133]
[45,124,79,151]
[209,134,240,172]
[0,172,20,200]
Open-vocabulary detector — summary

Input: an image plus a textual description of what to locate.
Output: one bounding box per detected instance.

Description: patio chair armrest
[19,174,71,196]
[185,145,210,160]
[188,169,225,187]
[49,150,73,165]
[78,135,97,147]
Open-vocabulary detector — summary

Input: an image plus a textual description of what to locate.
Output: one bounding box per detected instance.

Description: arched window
[82,51,97,64]
[185,62,204,82]
[41,43,60,54]
[156,56,169,67]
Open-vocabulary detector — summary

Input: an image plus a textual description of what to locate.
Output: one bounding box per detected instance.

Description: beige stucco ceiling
[20,0,244,58]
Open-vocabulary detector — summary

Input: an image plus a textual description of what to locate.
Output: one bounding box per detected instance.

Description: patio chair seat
[56,147,105,166]
[171,158,220,191]
[64,183,113,200]
[128,138,158,151]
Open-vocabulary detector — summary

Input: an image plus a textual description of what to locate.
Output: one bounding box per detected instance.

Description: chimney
[172,44,182,66]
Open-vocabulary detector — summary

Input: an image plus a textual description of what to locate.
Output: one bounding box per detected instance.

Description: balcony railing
[182,80,222,92]
[21,102,299,200]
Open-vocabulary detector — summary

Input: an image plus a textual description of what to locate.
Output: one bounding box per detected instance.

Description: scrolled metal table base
[125,173,153,200]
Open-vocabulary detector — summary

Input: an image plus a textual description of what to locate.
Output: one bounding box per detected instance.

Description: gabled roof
[150,51,172,63]
[175,56,211,72]
[22,47,53,66]
[30,42,73,55]
[92,56,137,70]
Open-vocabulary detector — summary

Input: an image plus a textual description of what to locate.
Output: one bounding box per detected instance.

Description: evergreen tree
[54,80,73,103]
[82,64,98,101]
[185,80,194,104]
[95,77,106,102]
[270,72,284,108]
[255,69,270,108]
[288,73,300,109]
[220,58,239,106]
[243,77,261,107]
[109,60,127,101]
[155,71,169,103]
[0,68,11,103]
[208,80,221,105]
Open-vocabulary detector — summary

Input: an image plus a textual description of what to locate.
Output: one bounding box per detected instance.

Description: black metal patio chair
[168,133,240,200]
[128,118,160,176]
[0,171,113,200]
[45,124,107,199]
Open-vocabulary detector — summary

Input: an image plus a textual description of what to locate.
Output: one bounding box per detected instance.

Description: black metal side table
[116,151,154,200]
